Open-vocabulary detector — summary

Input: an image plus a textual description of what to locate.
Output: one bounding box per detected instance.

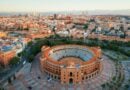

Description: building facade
[0,50,16,66]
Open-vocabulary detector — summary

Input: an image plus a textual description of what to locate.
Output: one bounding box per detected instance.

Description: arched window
[70,72,73,76]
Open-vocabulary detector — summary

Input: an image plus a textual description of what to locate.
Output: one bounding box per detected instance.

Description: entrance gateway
[69,78,73,84]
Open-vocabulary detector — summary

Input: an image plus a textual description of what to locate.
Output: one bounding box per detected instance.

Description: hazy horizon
[0,0,130,12]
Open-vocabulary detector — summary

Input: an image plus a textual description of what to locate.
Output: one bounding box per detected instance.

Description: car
[47,77,52,82]
[23,61,26,65]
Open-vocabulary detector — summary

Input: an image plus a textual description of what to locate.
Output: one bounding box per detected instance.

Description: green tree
[52,26,56,38]
[18,52,22,57]
[124,84,129,89]
[28,55,35,62]
[8,78,12,84]
[9,57,20,66]
[27,41,33,47]
[101,84,106,89]
[83,24,88,30]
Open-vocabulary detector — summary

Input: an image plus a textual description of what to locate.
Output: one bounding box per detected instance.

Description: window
[70,72,73,76]
[55,76,57,79]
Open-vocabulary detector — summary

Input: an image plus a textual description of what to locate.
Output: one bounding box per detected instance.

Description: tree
[18,52,22,57]
[101,84,105,89]
[112,76,116,81]
[128,79,130,83]
[83,24,88,30]
[24,27,29,31]
[89,19,95,22]
[52,26,56,38]
[27,41,33,47]
[0,84,4,90]
[9,57,20,66]
[120,34,125,38]
[124,84,129,89]
[8,78,12,84]
[28,55,35,62]
[67,29,71,39]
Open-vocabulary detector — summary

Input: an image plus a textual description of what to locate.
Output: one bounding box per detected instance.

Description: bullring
[40,45,102,84]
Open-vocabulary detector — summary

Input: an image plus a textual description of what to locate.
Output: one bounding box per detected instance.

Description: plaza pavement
[121,61,130,89]
[5,55,116,90]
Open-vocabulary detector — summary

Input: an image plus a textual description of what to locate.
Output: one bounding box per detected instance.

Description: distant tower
[122,18,127,31]
[82,11,88,16]
[54,14,57,19]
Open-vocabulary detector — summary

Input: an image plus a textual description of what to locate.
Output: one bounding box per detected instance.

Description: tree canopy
[9,56,20,66]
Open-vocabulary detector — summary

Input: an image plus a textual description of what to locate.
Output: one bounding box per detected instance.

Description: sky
[0,0,130,12]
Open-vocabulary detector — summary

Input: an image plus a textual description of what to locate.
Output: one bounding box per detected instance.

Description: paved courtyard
[5,55,116,90]
[121,61,130,89]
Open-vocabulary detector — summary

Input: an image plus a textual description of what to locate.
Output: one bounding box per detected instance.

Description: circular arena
[40,45,102,84]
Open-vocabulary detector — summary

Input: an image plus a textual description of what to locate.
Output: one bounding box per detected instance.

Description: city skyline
[0,0,130,12]
[0,3,130,89]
